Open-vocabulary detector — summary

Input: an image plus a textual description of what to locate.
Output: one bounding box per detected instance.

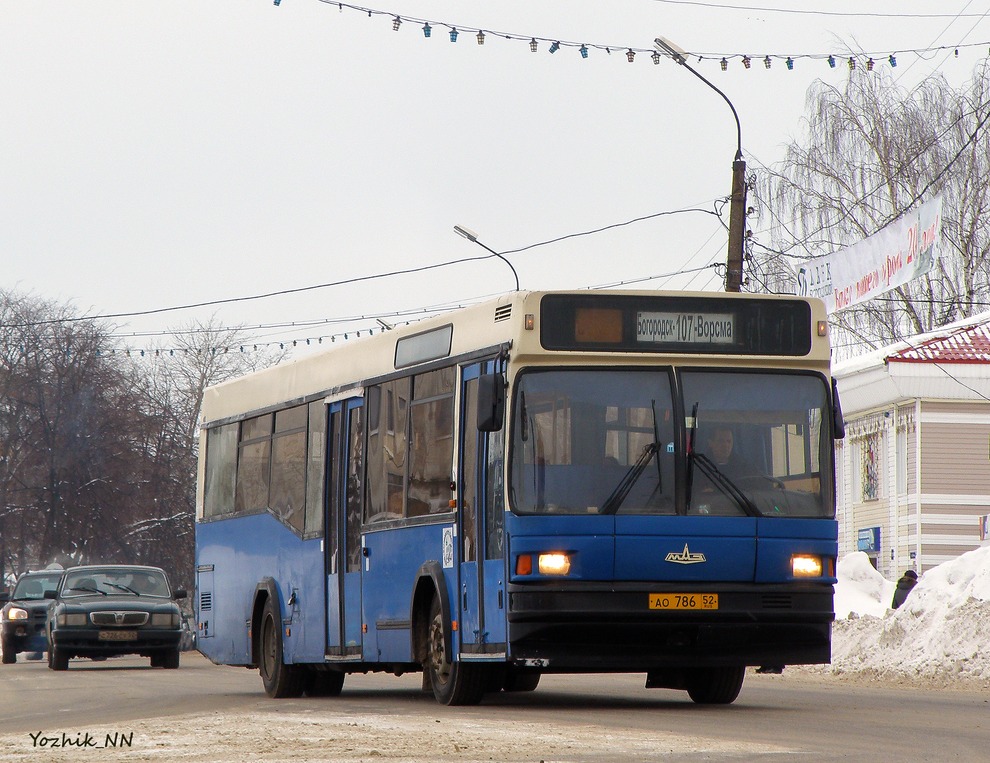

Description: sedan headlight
[5,607,29,621]
[151,612,180,627]
[56,612,88,626]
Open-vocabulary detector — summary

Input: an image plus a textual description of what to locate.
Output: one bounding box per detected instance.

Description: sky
[2,1,989,358]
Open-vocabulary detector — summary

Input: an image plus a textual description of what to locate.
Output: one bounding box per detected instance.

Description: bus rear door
[326,398,364,657]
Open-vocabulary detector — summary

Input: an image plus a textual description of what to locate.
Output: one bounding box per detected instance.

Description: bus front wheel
[425,597,486,706]
[259,597,305,698]
[686,666,745,704]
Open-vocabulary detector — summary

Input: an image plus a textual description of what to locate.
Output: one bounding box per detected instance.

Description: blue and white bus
[195,290,843,705]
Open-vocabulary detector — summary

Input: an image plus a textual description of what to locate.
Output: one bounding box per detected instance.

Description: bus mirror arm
[477,373,505,432]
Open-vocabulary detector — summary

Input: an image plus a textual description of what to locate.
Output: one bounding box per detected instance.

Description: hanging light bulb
[476,30,485,45]
[764,55,771,69]
[652,51,661,65]
[549,41,560,54]
[392,16,401,31]
[449,27,458,42]
[579,44,588,59]
[422,22,431,38]
[828,55,836,68]
[529,38,538,52]
[720,57,728,71]
[786,57,794,70]
[273,0,281,6]
[626,49,635,62]
[848,57,855,70]
[866,58,874,71]
[742,56,751,69]
[889,54,897,67]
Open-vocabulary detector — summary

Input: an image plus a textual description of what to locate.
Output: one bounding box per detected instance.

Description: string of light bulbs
[287,0,990,72]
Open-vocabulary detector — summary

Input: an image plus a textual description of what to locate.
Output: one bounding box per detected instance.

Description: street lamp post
[453,225,520,291]
[654,36,746,293]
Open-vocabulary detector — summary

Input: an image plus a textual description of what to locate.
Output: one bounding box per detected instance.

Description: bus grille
[494,305,512,322]
[200,592,213,611]
[761,594,793,609]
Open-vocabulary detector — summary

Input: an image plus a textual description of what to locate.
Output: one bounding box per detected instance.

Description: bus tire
[304,669,345,697]
[686,666,745,704]
[426,596,486,706]
[503,668,541,692]
[259,597,305,698]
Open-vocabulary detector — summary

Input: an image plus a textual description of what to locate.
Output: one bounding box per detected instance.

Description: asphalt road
[0,652,986,761]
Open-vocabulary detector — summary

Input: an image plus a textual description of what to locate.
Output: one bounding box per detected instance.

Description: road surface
[0,652,986,761]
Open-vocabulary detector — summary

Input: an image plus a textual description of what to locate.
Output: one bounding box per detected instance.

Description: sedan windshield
[509,368,833,518]
[62,568,171,598]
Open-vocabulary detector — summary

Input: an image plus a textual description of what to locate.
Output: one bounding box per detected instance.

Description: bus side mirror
[832,378,845,440]
[477,373,505,432]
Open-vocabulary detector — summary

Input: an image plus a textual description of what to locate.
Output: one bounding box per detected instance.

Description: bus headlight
[538,553,572,575]
[791,554,824,577]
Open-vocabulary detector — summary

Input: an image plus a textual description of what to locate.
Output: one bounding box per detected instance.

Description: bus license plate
[649,593,718,610]
[98,630,137,641]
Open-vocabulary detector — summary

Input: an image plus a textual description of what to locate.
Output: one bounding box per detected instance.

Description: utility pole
[655,37,746,292]
[726,157,747,292]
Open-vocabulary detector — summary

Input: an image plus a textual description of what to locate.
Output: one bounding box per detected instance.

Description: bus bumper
[506,581,834,670]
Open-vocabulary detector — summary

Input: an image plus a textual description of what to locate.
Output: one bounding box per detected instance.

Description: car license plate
[649,593,718,610]
[98,630,137,641]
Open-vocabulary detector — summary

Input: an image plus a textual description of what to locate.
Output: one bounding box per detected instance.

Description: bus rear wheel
[686,666,745,704]
[425,597,486,706]
[304,669,345,697]
[259,597,305,698]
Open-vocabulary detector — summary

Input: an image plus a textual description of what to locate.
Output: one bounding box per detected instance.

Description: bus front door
[458,363,507,656]
[326,398,364,658]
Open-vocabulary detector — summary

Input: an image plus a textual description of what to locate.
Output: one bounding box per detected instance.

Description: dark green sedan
[46,565,186,671]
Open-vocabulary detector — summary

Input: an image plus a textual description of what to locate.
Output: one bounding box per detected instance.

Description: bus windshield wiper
[690,453,762,517]
[601,441,660,515]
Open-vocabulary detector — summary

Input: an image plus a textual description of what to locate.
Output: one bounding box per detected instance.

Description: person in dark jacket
[891,569,918,609]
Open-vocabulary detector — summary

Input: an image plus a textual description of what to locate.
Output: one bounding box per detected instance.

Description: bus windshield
[509,368,833,519]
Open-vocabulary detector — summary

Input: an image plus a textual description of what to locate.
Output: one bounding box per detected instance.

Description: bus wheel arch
[410,562,451,669]
[253,579,305,698]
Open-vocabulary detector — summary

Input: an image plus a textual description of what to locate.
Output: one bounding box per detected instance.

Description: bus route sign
[636,312,735,345]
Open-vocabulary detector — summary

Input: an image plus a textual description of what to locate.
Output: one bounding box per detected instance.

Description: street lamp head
[654,36,688,65]
[452,224,520,291]
[453,224,478,242]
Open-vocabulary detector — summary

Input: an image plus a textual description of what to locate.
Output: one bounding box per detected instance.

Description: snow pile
[826,547,990,685]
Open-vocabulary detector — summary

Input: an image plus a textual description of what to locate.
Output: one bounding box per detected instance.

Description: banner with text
[793,196,943,313]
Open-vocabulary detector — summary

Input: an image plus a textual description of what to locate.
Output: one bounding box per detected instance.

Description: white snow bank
[827,547,990,685]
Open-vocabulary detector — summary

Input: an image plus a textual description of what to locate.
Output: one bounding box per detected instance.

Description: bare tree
[752,63,990,356]
[130,319,285,588]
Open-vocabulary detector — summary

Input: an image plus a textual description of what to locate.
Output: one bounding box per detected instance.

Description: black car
[45,565,186,670]
[1,569,64,664]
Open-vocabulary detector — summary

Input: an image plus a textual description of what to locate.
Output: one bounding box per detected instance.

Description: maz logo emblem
[664,543,707,565]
